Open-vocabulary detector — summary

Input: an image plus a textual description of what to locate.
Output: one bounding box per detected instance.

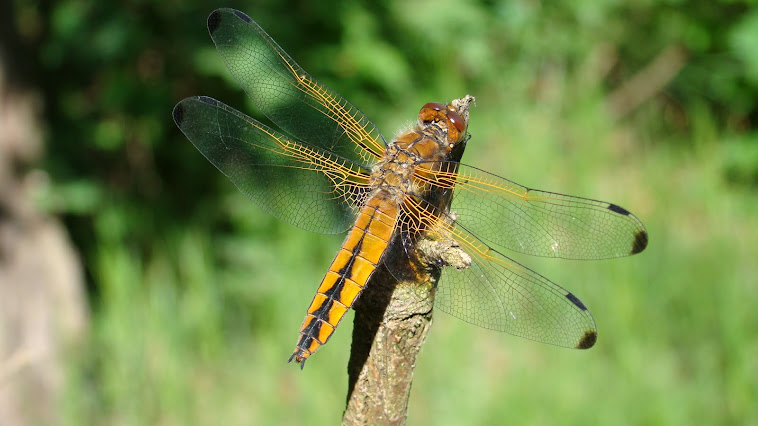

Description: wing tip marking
[607,203,630,216]
[576,330,598,349]
[197,95,218,106]
[172,102,186,127]
[233,9,252,23]
[565,292,588,311]
[207,10,223,34]
[631,230,648,254]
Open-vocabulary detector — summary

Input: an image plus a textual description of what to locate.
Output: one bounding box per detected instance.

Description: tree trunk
[0,12,89,425]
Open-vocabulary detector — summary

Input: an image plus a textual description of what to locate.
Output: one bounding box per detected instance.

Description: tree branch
[343,259,436,425]
[343,96,473,425]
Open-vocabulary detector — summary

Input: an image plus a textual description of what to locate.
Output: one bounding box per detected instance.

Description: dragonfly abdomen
[290,194,399,367]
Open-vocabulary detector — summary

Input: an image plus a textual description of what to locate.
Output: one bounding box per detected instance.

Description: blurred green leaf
[730,10,758,84]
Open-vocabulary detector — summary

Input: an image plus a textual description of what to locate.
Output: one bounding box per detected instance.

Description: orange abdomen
[290,194,399,366]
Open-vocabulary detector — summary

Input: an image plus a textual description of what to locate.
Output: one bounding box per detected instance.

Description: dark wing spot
[565,292,588,311]
[576,330,597,349]
[233,9,252,23]
[607,203,630,216]
[172,103,185,126]
[207,10,222,34]
[631,230,648,254]
[198,96,218,106]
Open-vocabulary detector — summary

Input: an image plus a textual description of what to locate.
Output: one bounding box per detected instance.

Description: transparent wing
[415,162,648,259]
[398,156,652,347]
[436,222,598,349]
[206,8,386,165]
[403,196,597,349]
[173,96,372,234]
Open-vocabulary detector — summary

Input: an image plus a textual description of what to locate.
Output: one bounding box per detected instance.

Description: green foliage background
[7,0,758,423]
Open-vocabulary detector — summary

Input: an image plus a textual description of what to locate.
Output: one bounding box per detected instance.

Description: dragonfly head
[419,101,468,150]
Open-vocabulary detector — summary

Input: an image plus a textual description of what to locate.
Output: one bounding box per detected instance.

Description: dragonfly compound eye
[421,102,446,112]
[418,102,449,127]
[446,109,466,132]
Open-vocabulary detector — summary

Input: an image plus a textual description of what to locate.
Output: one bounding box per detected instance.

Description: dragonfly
[173,8,648,368]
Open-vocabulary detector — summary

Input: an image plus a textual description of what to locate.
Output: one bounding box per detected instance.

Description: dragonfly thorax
[369,142,418,200]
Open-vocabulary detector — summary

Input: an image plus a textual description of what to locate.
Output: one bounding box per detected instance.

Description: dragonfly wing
[434,230,598,349]
[430,163,648,259]
[206,9,386,166]
[401,195,597,349]
[173,96,371,234]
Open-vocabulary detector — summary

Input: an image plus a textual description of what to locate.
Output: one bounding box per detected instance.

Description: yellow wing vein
[265,46,384,161]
